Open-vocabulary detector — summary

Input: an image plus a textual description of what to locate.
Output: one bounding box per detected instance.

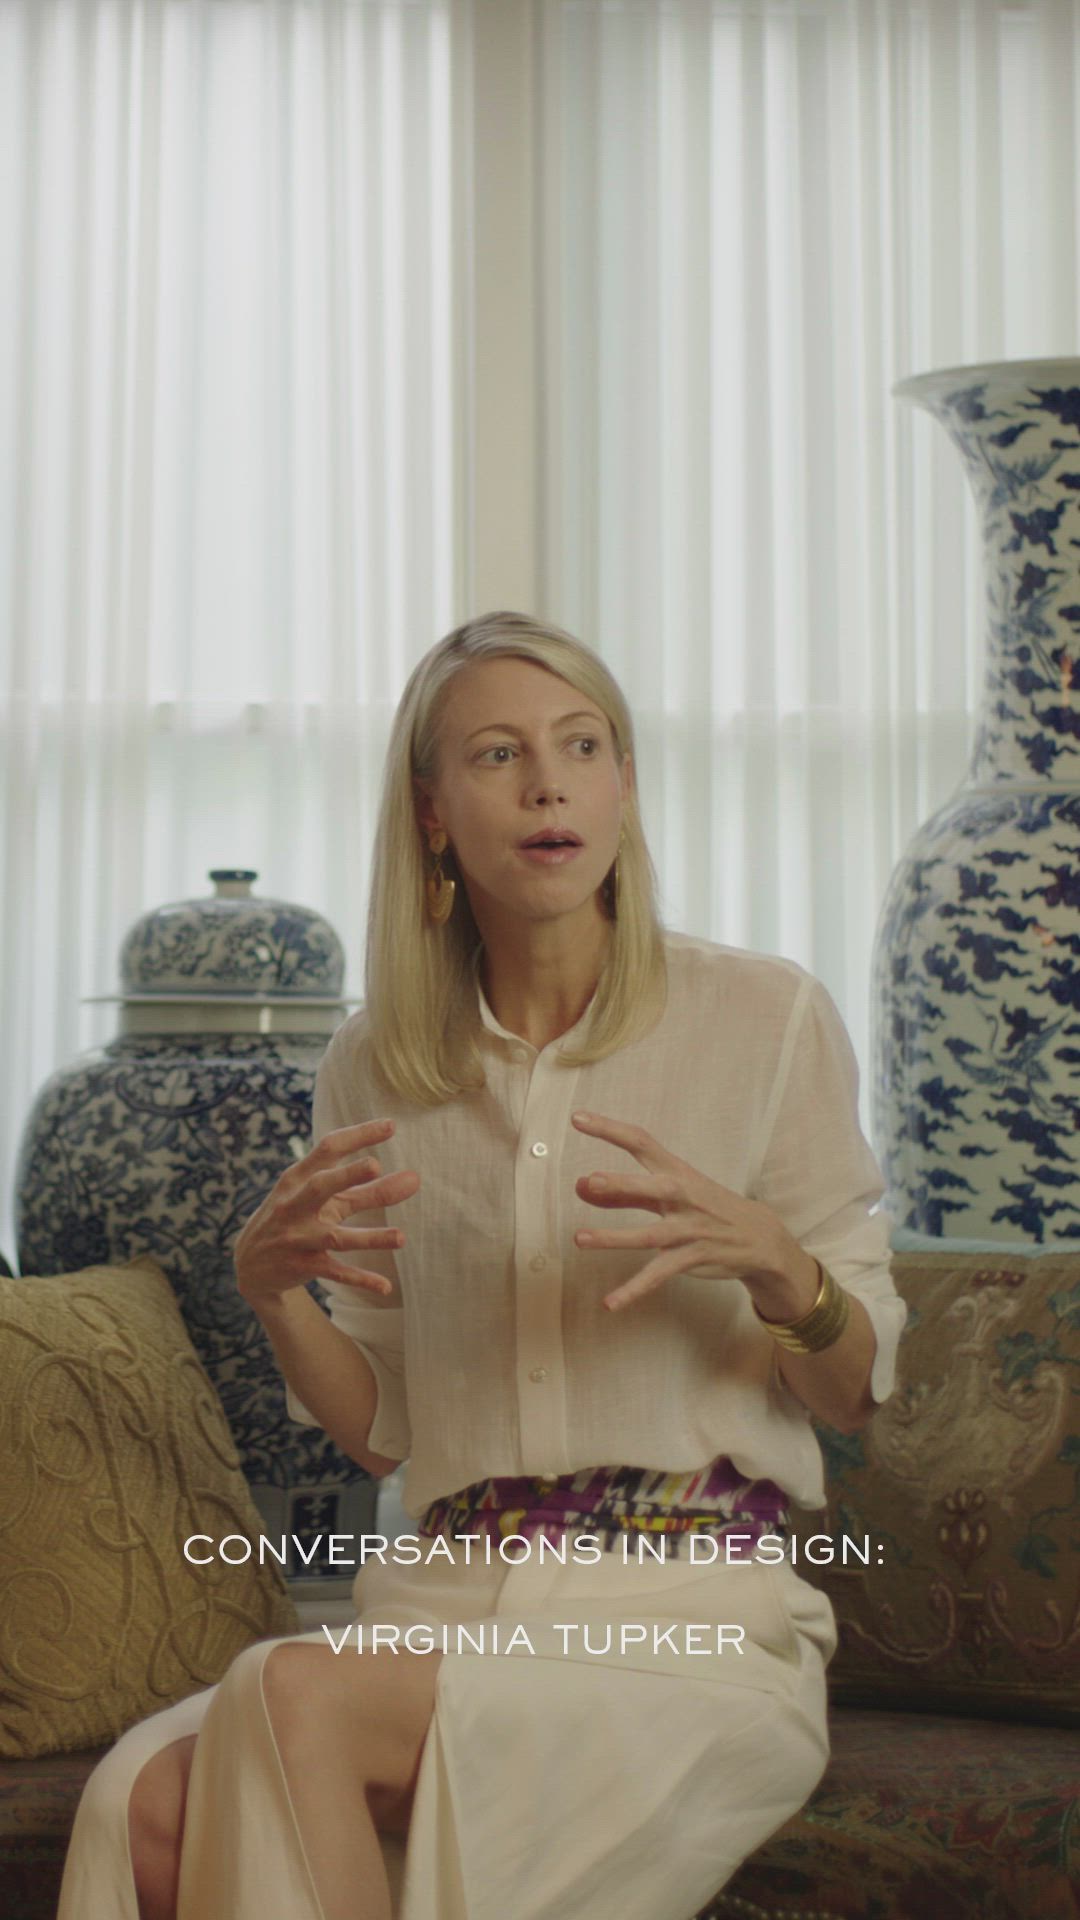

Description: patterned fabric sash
[416,1458,790,1562]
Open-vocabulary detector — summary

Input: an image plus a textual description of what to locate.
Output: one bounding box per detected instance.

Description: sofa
[2,1241,1078,1919]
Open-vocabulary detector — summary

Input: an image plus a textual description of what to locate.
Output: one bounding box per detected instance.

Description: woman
[57,611,905,1920]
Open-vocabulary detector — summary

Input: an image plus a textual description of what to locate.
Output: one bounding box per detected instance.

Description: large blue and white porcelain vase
[872,358,1080,1244]
[15,870,375,1594]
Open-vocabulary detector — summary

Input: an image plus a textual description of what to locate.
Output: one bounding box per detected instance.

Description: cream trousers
[57,1546,837,1920]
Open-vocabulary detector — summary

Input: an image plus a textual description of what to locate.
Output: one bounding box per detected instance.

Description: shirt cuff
[284,1310,411,1463]
[853,1284,908,1403]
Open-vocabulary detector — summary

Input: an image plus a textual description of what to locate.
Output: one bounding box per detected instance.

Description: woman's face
[415,656,632,934]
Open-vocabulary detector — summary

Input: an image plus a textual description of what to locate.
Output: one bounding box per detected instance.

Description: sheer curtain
[532,0,1080,1112]
[0,0,463,1259]
[3,0,1080,1261]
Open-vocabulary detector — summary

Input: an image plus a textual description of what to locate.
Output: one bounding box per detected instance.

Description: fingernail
[591,1175,608,1190]
[572,1110,590,1123]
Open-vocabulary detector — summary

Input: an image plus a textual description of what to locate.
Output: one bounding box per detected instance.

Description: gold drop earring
[425,828,456,924]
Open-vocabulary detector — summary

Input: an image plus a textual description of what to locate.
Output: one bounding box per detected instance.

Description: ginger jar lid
[116,870,346,1000]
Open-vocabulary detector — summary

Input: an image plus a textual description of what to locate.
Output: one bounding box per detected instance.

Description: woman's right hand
[234,1118,419,1308]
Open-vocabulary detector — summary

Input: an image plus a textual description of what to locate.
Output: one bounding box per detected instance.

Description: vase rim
[893,355,1080,403]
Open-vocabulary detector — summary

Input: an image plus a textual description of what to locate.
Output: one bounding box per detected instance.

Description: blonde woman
[58,611,905,1920]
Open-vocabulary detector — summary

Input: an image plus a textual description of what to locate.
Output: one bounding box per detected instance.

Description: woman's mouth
[517,833,584,866]
[517,843,584,865]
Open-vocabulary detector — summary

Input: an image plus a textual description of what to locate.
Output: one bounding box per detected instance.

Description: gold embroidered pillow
[0,1256,298,1758]
[796,1249,1080,1725]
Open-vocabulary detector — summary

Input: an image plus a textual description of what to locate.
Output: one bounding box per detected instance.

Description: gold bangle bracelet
[753,1259,850,1354]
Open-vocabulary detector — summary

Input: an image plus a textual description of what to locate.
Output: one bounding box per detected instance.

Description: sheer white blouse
[285,930,906,1515]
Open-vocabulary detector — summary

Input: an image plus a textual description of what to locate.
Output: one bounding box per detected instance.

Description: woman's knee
[216,1635,282,1695]
[259,1641,347,1747]
[127,1735,197,1855]
[260,1641,441,1808]
[72,1719,168,1838]
[125,1735,197,1920]
[188,1634,285,1733]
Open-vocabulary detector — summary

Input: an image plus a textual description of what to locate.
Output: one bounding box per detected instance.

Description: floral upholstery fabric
[709,1705,1080,1920]
[793,1249,1080,1725]
[2,1707,1077,1920]
[0,1744,112,1920]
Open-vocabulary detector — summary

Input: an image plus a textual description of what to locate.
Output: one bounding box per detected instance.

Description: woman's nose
[526,772,567,805]
[522,749,567,806]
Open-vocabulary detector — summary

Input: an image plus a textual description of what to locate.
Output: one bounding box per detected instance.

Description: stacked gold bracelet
[753,1259,850,1354]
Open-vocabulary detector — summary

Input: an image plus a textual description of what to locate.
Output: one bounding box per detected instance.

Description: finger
[323,1119,396,1151]
[331,1168,420,1212]
[602,1262,674,1311]
[317,1261,397,1295]
[602,1247,710,1312]
[332,1225,406,1251]
[331,1180,387,1213]
[570,1111,671,1169]
[288,1221,401,1267]
[575,1170,670,1211]
[309,1147,417,1202]
[280,1123,395,1200]
[308,1153,384,1202]
[576,1222,675,1249]
[290,1206,406,1256]
[286,1120,395,1182]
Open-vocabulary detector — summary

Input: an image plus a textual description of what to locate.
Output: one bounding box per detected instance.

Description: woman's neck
[477,911,612,1050]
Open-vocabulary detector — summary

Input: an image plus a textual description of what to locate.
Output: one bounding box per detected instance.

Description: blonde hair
[364,611,667,1105]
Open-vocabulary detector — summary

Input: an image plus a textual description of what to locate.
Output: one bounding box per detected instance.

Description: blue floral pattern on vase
[872,359,1080,1245]
[120,869,345,998]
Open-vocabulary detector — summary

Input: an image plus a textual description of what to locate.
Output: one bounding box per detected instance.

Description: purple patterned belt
[416,1458,790,1562]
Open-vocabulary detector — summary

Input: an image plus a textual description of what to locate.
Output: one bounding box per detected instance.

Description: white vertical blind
[4,0,1080,1263]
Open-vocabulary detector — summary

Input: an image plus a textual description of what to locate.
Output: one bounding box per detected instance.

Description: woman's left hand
[571,1108,813,1315]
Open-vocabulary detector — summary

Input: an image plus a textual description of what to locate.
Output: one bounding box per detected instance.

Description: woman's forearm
[772,1292,878,1433]
[249,1284,403,1478]
[745,1244,879,1434]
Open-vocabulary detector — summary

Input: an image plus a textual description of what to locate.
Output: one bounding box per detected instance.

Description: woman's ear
[413,781,441,836]
[620,752,635,803]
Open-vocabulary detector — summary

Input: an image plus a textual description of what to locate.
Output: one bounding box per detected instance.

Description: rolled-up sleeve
[284,1029,411,1461]
[750,973,907,1404]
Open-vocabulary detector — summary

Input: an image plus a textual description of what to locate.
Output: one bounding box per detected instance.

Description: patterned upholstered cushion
[792,1248,1080,1725]
[3,1708,1076,1920]
[707,1706,1080,1920]
[0,1257,298,1758]
[0,1744,110,1920]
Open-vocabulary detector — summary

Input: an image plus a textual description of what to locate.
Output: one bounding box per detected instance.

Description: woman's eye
[477,737,599,764]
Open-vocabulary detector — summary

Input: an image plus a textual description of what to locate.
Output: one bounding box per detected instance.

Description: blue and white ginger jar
[15,869,375,1592]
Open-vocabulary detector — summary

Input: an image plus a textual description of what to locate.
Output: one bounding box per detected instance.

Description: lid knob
[209,870,258,899]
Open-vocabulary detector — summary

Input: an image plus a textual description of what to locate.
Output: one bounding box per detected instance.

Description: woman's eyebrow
[463,709,603,745]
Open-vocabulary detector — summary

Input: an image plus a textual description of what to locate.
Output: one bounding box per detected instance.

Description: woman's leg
[122,1637,444,1920]
[57,1683,218,1920]
[257,1640,444,1920]
[129,1735,198,1920]
[125,1663,431,1920]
